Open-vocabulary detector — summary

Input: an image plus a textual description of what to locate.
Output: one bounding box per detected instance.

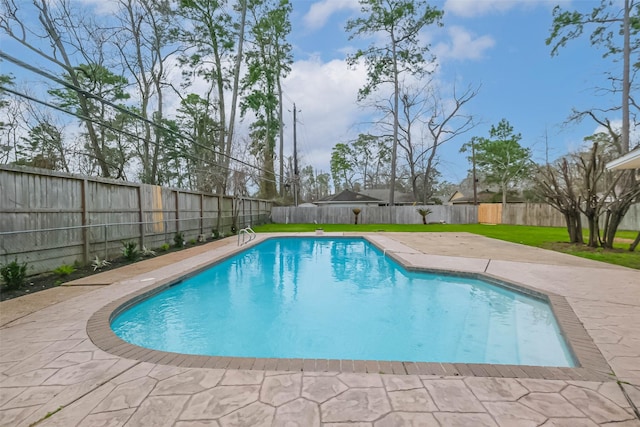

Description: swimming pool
[111,237,575,366]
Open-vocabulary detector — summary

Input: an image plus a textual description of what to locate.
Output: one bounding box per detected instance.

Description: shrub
[1,260,28,290]
[174,232,185,248]
[352,208,361,225]
[53,264,76,277]
[141,246,156,257]
[91,256,111,271]
[189,238,197,245]
[212,229,220,239]
[159,243,170,252]
[417,208,433,225]
[121,240,140,261]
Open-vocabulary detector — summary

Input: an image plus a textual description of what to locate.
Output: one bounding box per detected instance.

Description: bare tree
[113,0,178,184]
[374,83,478,203]
[534,158,584,244]
[346,0,443,211]
[0,0,114,176]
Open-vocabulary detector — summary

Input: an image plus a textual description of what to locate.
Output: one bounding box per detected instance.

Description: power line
[0,84,282,184]
[0,50,279,182]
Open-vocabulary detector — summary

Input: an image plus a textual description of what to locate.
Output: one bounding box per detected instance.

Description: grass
[252,223,640,269]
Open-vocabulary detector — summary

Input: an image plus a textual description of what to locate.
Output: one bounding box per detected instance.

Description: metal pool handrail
[237,226,256,246]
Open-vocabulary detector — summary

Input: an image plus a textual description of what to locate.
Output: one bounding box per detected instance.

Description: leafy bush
[53,264,76,277]
[189,238,197,245]
[121,241,140,261]
[174,232,185,248]
[417,208,433,225]
[352,208,361,225]
[141,246,156,257]
[1,260,28,290]
[212,229,220,239]
[159,243,170,252]
[91,256,111,271]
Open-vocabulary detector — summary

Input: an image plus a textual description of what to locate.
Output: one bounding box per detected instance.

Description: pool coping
[86,234,615,382]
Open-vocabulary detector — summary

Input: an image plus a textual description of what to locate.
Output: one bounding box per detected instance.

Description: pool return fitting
[237,226,256,246]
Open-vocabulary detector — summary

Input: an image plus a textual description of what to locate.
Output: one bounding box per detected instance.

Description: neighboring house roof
[450,190,497,204]
[450,189,525,204]
[316,189,382,204]
[448,191,465,203]
[361,189,416,204]
[606,147,640,170]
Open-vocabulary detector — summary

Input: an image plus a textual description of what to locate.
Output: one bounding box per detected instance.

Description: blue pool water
[112,238,575,366]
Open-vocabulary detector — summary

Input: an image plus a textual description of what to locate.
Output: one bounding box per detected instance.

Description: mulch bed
[0,239,218,302]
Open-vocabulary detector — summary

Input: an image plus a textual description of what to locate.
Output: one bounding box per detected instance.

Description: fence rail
[271,203,640,230]
[0,165,271,275]
[271,205,478,225]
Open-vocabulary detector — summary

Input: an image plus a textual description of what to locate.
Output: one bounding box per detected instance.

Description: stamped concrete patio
[0,232,639,426]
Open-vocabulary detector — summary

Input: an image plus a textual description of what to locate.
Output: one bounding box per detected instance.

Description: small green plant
[1,259,28,290]
[91,256,111,271]
[141,246,156,257]
[417,208,433,225]
[352,208,361,225]
[121,240,140,261]
[53,264,76,277]
[159,243,170,252]
[189,238,197,245]
[212,229,220,239]
[174,232,185,248]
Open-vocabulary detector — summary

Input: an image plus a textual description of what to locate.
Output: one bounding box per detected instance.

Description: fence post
[137,184,145,250]
[200,193,204,235]
[104,224,108,260]
[81,178,90,264]
[175,190,180,235]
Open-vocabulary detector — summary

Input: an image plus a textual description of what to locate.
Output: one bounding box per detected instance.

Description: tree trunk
[629,231,640,252]
[224,0,247,195]
[586,214,599,247]
[564,211,583,244]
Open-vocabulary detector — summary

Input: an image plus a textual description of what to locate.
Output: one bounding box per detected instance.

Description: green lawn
[252,223,640,269]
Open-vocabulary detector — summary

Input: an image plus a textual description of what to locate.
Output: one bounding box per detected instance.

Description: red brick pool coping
[86,235,614,383]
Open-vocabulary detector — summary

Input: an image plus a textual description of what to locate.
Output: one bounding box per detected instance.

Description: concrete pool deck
[1,232,639,426]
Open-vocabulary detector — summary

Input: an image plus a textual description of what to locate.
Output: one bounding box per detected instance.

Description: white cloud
[303,0,361,31]
[76,0,119,15]
[434,26,495,61]
[282,56,368,172]
[444,0,517,18]
[443,0,569,18]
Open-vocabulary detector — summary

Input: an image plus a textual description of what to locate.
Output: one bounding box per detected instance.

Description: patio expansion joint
[618,381,640,420]
[568,294,640,309]
[26,360,143,425]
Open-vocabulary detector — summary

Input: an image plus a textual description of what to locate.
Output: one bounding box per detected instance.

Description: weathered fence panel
[271,205,478,225]
[502,203,640,231]
[0,165,271,275]
[273,202,640,231]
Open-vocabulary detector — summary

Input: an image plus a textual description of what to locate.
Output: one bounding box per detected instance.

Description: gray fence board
[272,203,638,230]
[0,165,272,275]
[272,205,478,225]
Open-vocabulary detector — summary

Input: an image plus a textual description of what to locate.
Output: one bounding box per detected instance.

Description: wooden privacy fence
[0,166,272,275]
[272,203,639,230]
[478,204,502,224]
[502,203,640,230]
[272,205,478,225]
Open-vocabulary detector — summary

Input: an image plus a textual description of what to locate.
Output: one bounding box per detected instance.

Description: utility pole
[472,138,478,206]
[292,103,299,206]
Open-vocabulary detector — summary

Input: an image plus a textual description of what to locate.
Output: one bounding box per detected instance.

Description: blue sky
[1,0,624,187]
[283,0,623,184]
